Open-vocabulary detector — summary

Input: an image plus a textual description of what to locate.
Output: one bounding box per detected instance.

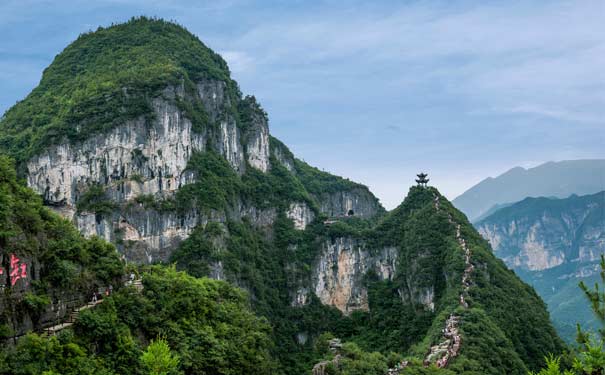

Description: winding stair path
[388,194,475,373]
[43,279,143,336]
[1,278,145,342]
[423,194,474,368]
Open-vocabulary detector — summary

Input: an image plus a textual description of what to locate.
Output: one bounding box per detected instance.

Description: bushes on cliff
[0,266,278,375]
[0,156,124,336]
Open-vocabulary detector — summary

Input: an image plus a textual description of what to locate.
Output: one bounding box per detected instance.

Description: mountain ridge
[0,17,564,374]
[453,159,605,222]
[475,190,605,343]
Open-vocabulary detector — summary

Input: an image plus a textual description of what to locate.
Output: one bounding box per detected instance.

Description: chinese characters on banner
[3,254,27,287]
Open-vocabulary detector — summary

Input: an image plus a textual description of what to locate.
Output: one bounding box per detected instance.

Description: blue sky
[1,0,604,208]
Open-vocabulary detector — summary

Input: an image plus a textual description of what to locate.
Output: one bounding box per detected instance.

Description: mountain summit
[453,159,605,222]
[0,18,564,374]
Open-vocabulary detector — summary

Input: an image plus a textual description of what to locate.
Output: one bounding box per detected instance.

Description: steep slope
[453,160,605,222]
[476,191,605,341]
[0,18,564,374]
[0,17,382,264]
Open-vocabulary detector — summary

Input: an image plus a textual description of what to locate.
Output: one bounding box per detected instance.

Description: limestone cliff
[293,237,397,314]
[476,192,605,272]
[12,25,382,265]
[475,191,605,342]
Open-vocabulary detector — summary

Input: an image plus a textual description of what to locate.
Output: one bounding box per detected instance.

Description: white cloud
[224,0,605,128]
[218,50,254,74]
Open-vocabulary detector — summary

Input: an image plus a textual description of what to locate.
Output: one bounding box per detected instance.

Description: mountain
[0,156,277,374]
[453,160,605,222]
[475,191,605,342]
[0,17,564,374]
[0,156,123,338]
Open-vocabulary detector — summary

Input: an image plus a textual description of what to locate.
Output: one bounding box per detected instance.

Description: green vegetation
[0,17,567,375]
[0,267,277,375]
[76,184,116,214]
[171,185,564,374]
[140,337,181,375]
[169,149,317,215]
[0,17,236,166]
[175,151,244,212]
[528,255,605,374]
[0,155,123,334]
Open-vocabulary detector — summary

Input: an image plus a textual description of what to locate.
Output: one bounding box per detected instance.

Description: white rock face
[419,288,435,312]
[27,90,205,207]
[286,202,315,230]
[319,188,381,218]
[483,222,566,271]
[217,119,245,173]
[292,287,310,307]
[272,144,294,172]
[24,81,275,263]
[246,117,270,172]
[477,194,605,272]
[311,237,397,314]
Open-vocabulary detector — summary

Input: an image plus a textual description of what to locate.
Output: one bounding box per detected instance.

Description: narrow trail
[387,194,474,374]
[422,194,474,368]
[43,278,143,336]
[43,299,103,336]
[0,278,146,343]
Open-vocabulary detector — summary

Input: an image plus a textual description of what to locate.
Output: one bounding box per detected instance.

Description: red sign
[9,254,27,286]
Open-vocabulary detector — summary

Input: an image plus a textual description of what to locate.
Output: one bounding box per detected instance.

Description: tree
[530,255,605,375]
[140,337,181,375]
[528,355,574,375]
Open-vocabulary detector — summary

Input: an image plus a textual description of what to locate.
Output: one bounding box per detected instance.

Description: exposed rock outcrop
[27,87,204,207]
[309,237,397,314]
[286,202,315,230]
[318,188,382,218]
[476,192,605,272]
[24,81,277,263]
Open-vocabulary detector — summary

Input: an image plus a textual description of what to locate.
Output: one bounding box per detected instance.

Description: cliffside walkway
[0,278,146,342]
[43,278,143,337]
[43,299,103,336]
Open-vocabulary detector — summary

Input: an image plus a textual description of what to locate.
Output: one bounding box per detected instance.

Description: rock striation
[476,192,605,272]
[309,237,397,314]
[318,188,382,218]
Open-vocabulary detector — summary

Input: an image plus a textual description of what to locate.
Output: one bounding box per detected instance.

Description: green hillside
[0,17,234,164]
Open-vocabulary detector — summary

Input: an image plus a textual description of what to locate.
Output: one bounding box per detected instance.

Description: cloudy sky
[1,0,604,208]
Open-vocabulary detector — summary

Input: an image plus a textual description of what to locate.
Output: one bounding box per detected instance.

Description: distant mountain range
[453,160,605,222]
[475,191,605,342]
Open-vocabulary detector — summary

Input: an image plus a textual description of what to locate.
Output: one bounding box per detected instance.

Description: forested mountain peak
[0,17,235,164]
